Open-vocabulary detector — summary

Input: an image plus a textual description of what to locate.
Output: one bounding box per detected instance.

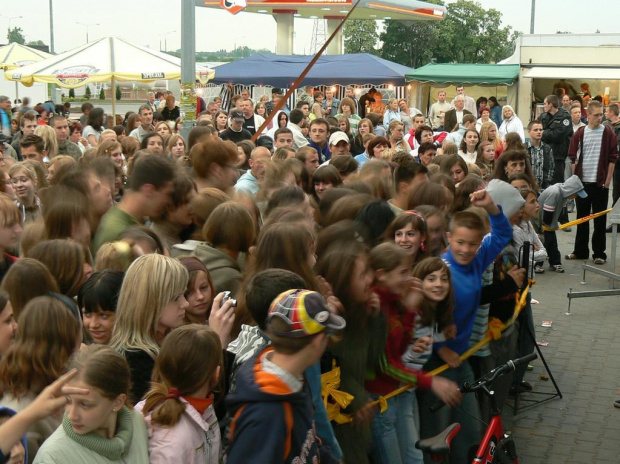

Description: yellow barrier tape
[323,280,534,423]
[542,208,611,231]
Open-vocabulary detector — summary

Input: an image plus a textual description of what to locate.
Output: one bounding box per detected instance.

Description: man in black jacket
[541,95,573,223]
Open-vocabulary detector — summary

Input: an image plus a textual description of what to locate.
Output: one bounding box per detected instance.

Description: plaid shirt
[527,141,555,189]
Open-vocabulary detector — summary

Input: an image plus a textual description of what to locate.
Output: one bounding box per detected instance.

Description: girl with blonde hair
[479,121,504,159]
[34,125,59,159]
[110,254,189,402]
[9,163,41,224]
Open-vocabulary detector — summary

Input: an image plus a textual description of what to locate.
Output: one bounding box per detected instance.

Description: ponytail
[142,384,187,427]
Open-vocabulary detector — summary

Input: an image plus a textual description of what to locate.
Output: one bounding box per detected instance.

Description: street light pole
[76,22,99,43]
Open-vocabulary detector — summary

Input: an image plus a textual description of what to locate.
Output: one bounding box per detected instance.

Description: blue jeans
[371,390,424,464]
[418,358,482,464]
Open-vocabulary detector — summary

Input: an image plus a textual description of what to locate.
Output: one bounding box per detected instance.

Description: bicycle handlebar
[430,353,538,412]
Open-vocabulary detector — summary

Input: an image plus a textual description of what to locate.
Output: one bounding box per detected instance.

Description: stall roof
[524,66,620,80]
[210,53,411,87]
[406,63,520,85]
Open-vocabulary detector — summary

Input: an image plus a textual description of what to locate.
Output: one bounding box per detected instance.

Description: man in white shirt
[451,85,477,117]
[429,90,452,129]
[288,109,309,150]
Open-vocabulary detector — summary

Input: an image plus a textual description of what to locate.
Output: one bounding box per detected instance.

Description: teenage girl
[366,244,458,464]
[384,210,428,269]
[138,324,222,464]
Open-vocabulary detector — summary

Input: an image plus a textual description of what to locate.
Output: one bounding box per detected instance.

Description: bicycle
[416,352,538,463]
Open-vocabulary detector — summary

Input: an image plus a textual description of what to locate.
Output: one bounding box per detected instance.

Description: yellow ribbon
[543,208,611,231]
[324,280,535,423]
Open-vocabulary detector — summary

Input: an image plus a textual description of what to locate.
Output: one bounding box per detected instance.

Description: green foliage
[343,20,379,54]
[26,40,46,47]
[69,88,75,99]
[84,85,91,99]
[116,85,122,101]
[379,0,519,67]
[99,88,105,100]
[7,27,26,45]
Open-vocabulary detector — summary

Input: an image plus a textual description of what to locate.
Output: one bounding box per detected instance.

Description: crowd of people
[0,80,616,464]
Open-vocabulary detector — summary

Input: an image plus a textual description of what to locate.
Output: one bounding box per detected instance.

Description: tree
[26,40,46,47]
[380,20,438,68]
[7,27,26,44]
[344,20,379,54]
[116,85,122,101]
[379,0,519,67]
[99,88,105,100]
[85,85,91,99]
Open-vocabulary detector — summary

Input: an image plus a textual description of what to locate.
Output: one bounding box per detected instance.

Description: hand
[402,277,424,311]
[22,369,89,421]
[469,189,499,214]
[430,376,462,407]
[507,265,526,288]
[209,292,236,348]
[442,324,457,340]
[353,400,376,424]
[366,292,381,317]
[437,346,461,368]
[413,336,432,353]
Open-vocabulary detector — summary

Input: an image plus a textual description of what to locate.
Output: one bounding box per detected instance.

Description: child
[526,120,555,190]
[226,289,345,464]
[513,187,547,273]
[367,244,459,464]
[226,268,342,461]
[538,174,587,273]
[138,325,222,464]
[413,206,447,257]
[317,240,384,464]
[33,345,149,463]
[384,211,428,268]
[418,186,513,464]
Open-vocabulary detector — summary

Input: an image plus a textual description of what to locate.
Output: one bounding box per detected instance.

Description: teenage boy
[388,160,428,213]
[527,120,555,190]
[419,188,513,464]
[226,288,345,464]
[539,174,587,272]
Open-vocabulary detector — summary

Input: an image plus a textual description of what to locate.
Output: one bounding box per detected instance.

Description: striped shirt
[581,125,604,182]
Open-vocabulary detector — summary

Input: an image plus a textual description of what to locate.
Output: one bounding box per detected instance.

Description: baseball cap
[272,87,284,96]
[230,109,244,122]
[328,131,350,147]
[255,135,274,151]
[266,289,346,338]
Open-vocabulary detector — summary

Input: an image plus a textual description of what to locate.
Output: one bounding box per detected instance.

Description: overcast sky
[1,0,618,57]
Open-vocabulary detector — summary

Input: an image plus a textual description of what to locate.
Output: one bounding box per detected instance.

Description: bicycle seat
[416,423,462,455]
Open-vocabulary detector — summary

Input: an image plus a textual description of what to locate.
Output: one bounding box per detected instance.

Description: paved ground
[500,211,620,463]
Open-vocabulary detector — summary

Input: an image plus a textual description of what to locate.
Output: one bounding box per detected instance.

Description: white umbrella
[5,36,215,118]
[0,43,54,99]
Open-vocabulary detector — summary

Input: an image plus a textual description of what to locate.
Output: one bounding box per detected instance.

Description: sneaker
[534,265,545,274]
[563,227,572,232]
[594,258,606,265]
[615,399,620,408]
[550,264,565,273]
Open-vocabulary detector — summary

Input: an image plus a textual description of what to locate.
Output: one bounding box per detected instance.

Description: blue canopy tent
[210,53,412,87]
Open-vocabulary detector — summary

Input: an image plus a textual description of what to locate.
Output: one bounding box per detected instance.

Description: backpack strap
[228,404,247,443]
[282,402,294,461]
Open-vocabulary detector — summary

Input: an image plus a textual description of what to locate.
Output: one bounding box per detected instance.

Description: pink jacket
[136,397,221,464]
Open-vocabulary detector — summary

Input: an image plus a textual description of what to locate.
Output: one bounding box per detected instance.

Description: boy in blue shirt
[418,188,513,464]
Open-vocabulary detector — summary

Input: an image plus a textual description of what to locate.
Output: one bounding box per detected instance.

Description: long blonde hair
[479,122,501,152]
[35,125,59,159]
[110,254,188,359]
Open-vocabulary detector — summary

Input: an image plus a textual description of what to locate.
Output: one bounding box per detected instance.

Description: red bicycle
[416,353,538,463]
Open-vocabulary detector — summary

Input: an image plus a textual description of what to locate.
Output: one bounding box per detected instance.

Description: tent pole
[111,77,116,124]
[14,81,18,100]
